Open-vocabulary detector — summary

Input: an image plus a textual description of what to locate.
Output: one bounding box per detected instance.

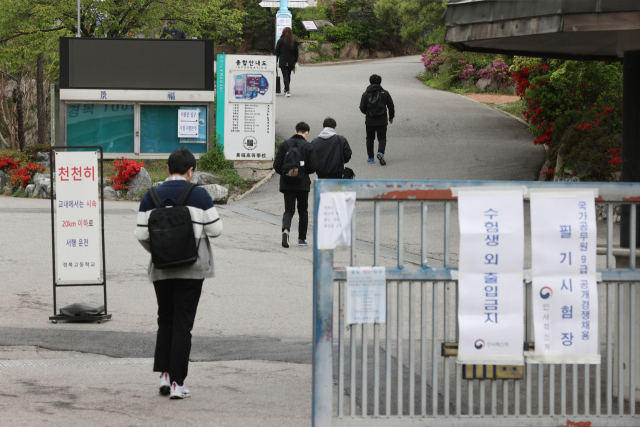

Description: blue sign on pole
[275,0,292,47]
[216,54,226,147]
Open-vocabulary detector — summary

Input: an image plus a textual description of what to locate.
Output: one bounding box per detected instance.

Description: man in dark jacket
[273,121,318,247]
[311,117,352,179]
[359,74,395,165]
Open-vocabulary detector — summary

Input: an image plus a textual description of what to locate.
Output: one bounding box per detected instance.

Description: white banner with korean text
[457,189,525,365]
[55,151,102,283]
[529,190,600,364]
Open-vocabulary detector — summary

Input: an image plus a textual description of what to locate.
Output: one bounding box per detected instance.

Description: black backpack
[147,183,199,270]
[366,90,387,116]
[282,141,304,183]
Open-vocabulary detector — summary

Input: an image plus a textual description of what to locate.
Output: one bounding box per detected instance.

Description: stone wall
[298,41,391,63]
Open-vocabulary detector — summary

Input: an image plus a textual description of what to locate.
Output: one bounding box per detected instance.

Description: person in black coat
[359,74,395,165]
[311,117,352,179]
[273,121,318,247]
[275,27,299,97]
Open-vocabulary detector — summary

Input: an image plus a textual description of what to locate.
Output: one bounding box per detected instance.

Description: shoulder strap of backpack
[176,182,197,207]
[149,187,164,209]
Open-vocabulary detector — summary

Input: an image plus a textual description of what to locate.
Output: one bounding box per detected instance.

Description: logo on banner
[474,339,485,350]
[540,287,553,299]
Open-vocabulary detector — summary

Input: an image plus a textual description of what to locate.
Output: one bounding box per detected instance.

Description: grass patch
[493,99,526,120]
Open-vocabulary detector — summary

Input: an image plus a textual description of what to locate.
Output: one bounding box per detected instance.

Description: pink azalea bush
[421,45,445,74]
[478,59,512,86]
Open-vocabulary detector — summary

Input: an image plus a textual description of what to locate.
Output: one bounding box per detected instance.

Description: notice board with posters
[216,54,276,161]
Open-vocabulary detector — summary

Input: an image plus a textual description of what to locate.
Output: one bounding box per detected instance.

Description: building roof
[444,0,640,60]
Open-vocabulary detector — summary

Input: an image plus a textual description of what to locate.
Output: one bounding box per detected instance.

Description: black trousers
[153,278,204,386]
[282,190,309,240]
[366,125,388,158]
[280,66,292,92]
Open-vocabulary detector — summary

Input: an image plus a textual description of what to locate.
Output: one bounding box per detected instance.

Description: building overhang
[444,1,640,60]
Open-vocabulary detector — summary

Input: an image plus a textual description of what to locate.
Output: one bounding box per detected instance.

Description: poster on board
[54,151,102,283]
[217,54,276,161]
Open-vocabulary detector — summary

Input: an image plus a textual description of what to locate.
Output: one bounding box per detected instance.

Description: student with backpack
[135,148,223,400]
[359,74,395,165]
[273,121,318,247]
[311,117,353,179]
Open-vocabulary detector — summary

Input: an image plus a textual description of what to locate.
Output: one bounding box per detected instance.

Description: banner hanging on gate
[529,190,600,364]
[54,151,102,283]
[456,189,525,366]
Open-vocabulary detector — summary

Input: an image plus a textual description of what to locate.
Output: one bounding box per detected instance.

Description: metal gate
[312,180,640,427]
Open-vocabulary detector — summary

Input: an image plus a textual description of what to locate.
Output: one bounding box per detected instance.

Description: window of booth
[140,105,207,154]
[66,103,134,152]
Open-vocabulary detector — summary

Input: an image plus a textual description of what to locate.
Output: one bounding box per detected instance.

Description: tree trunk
[13,76,26,151]
[37,52,46,146]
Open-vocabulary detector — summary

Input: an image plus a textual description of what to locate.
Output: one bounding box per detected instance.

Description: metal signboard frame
[48,146,110,324]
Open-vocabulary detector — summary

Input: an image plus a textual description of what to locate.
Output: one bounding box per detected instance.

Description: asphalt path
[275,55,545,181]
[239,55,546,234]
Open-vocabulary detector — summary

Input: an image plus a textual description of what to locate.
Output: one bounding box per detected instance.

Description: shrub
[323,22,368,50]
[421,44,444,74]
[0,153,20,172]
[198,143,233,173]
[478,59,511,86]
[110,158,145,191]
[9,162,46,188]
[23,144,51,161]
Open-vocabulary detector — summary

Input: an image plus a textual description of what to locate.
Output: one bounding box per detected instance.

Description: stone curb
[231,169,275,204]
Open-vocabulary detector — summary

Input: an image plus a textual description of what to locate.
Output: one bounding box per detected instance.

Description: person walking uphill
[359,74,395,165]
[275,27,299,98]
[312,117,352,179]
[273,121,318,247]
[135,148,223,400]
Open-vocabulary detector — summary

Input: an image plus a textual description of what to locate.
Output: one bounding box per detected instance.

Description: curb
[231,169,275,204]
[453,92,529,127]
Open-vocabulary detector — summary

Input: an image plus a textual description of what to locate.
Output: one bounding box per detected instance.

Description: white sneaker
[282,230,290,248]
[159,372,171,395]
[169,382,191,399]
[285,92,291,98]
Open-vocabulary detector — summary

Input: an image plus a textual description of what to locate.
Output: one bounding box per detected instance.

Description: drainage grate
[0,358,153,368]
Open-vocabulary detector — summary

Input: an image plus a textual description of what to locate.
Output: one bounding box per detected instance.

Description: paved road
[275,55,544,181]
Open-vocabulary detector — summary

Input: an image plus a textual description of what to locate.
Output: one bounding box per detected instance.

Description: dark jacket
[359,84,395,126]
[273,134,318,192]
[311,127,352,178]
[275,38,299,69]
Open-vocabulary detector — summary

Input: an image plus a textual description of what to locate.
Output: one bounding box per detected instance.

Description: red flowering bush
[110,157,145,191]
[512,58,622,181]
[9,162,46,188]
[0,154,19,172]
[541,168,555,181]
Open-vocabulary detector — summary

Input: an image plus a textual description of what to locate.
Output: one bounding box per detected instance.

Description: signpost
[49,146,111,323]
[216,54,276,161]
[260,0,309,46]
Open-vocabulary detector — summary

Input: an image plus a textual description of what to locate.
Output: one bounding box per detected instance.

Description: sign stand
[48,146,111,324]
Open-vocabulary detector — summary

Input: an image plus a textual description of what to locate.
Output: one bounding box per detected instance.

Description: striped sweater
[135,180,223,283]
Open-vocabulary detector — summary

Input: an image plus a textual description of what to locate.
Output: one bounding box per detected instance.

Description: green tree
[0,0,246,150]
[374,0,446,50]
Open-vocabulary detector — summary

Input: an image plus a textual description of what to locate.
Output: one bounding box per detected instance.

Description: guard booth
[53,37,215,159]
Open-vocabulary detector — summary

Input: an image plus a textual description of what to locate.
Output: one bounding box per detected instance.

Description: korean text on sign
[530,190,600,364]
[457,189,525,366]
